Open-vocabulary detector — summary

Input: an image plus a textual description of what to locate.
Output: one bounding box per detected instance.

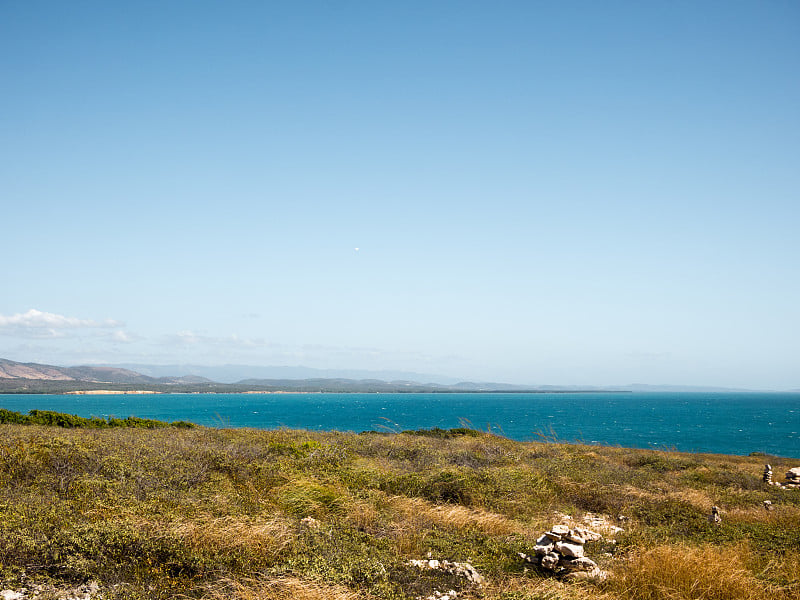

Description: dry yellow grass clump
[387,495,524,535]
[203,576,370,600]
[608,543,789,600]
[169,514,295,561]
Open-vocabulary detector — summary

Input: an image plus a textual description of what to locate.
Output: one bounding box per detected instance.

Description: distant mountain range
[0,357,572,393]
[0,357,783,394]
[104,363,465,385]
[0,357,611,393]
[0,358,210,385]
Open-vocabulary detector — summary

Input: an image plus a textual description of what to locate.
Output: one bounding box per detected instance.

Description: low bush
[0,409,194,429]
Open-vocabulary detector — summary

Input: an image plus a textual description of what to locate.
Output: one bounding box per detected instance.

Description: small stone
[551,524,570,535]
[708,506,722,525]
[563,531,586,545]
[555,541,585,558]
[573,527,602,542]
[544,531,562,541]
[449,562,485,586]
[300,516,320,529]
[536,534,553,546]
[563,567,608,582]
[540,552,560,571]
[559,556,598,572]
[408,559,484,587]
[534,544,553,556]
[763,500,773,511]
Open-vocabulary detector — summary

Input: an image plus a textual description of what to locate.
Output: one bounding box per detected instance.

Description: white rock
[555,541,585,558]
[536,534,552,545]
[563,531,585,545]
[551,524,570,535]
[407,559,484,587]
[559,556,598,572]
[1,592,24,600]
[573,527,602,542]
[300,516,320,529]
[563,567,608,582]
[449,562,485,586]
[534,544,553,556]
[540,552,560,571]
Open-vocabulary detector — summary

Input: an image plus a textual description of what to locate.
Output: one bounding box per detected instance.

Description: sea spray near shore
[1,391,798,457]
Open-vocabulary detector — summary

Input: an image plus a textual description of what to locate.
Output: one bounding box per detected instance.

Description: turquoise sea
[1,392,798,458]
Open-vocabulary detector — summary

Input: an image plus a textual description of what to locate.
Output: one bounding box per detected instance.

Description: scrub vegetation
[0,412,798,599]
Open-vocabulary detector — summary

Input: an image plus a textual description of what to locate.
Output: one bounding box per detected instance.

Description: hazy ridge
[0,357,774,394]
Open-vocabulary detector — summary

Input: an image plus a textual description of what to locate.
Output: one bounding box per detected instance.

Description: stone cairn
[763,464,773,485]
[708,505,722,525]
[519,523,608,582]
[763,464,800,489]
[785,468,800,489]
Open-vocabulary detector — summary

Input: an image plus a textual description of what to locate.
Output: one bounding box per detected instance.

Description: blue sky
[1,1,798,388]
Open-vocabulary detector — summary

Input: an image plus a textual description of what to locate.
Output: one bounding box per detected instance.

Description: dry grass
[608,544,786,600]
[2,422,800,599]
[387,495,525,535]
[202,575,372,600]
[169,514,295,561]
[724,503,800,525]
[483,575,610,600]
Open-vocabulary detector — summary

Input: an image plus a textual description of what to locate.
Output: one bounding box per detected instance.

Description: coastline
[0,391,797,458]
[66,389,163,395]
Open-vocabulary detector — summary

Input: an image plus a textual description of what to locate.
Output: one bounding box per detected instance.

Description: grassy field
[0,415,798,599]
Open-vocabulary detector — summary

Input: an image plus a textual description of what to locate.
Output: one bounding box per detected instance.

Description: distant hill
[0,358,211,385]
[105,363,465,385]
[0,358,605,394]
[2,357,780,394]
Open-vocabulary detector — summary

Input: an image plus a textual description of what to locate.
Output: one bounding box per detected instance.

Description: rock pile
[519,523,608,582]
[406,559,485,588]
[763,464,773,485]
[785,468,800,488]
[762,464,800,489]
[406,558,484,599]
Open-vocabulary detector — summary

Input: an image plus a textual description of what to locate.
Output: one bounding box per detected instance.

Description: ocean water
[1,392,798,458]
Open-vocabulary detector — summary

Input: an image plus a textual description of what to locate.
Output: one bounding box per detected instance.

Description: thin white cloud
[0,309,122,338]
[0,308,120,329]
[160,330,266,349]
[110,330,137,343]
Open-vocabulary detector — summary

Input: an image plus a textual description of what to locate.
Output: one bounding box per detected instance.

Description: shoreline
[66,389,163,395]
